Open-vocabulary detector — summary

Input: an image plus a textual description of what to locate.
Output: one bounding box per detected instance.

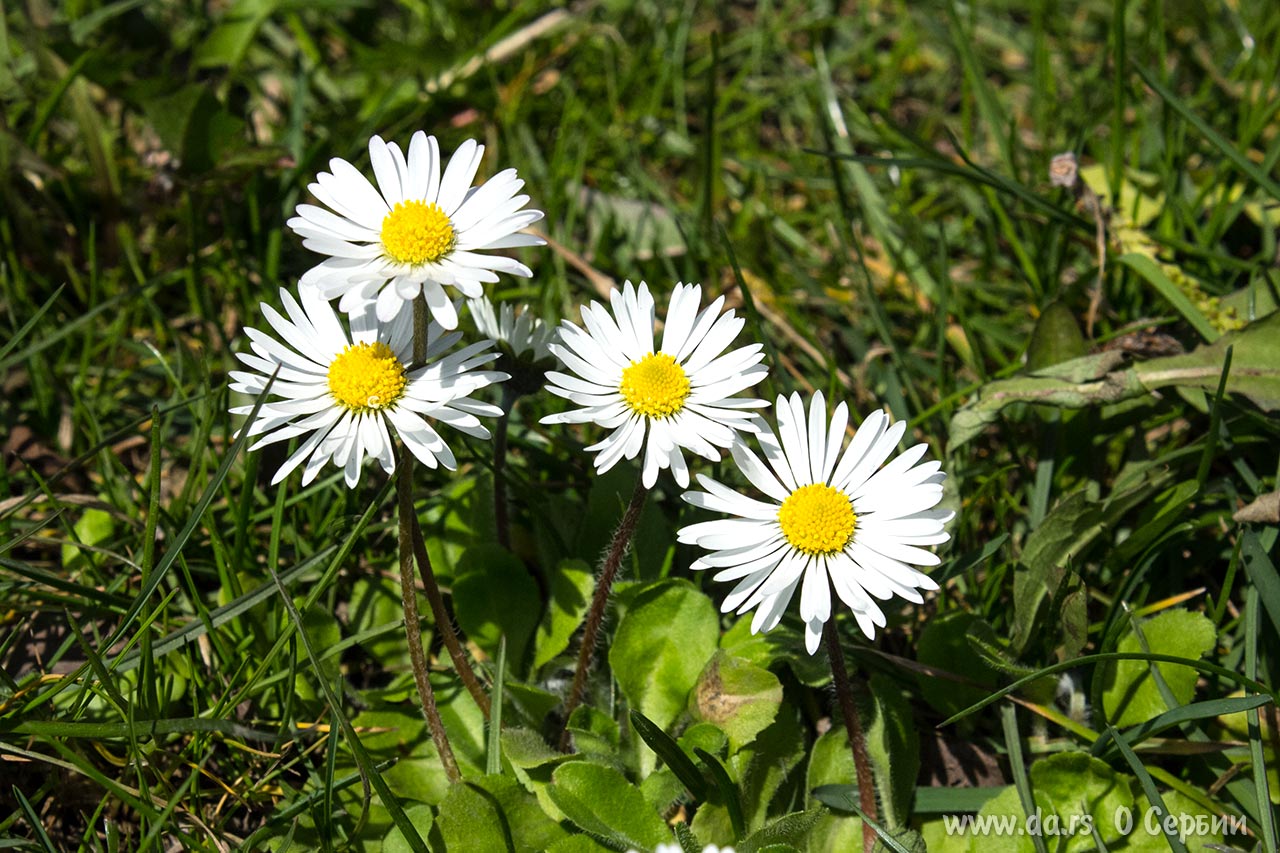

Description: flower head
[678,392,952,653]
[288,132,544,329]
[541,281,768,489]
[468,295,556,399]
[229,288,508,487]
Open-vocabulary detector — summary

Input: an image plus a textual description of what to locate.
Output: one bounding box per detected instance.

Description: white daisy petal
[542,281,768,489]
[230,289,505,488]
[678,393,953,652]
[288,133,542,327]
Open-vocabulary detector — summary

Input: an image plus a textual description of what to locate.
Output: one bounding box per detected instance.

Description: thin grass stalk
[396,453,460,784]
[824,616,877,853]
[559,477,648,751]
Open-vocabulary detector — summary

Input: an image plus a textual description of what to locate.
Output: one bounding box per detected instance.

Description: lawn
[1,1,1278,851]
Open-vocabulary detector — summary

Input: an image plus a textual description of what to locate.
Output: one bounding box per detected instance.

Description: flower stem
[559,477,647,751]
[404,292,488,717]
[412,296,428,364]
[396,454,460,783]
[824,616,877,853]
[406,508,492,718]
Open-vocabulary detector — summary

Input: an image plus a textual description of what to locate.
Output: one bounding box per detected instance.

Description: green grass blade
[1002,705,1049,853]
[1135,63,1280,202]
[267,561,430,853]
[1106,725,1189,853]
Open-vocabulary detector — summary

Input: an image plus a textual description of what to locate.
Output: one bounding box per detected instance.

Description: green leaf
[534,559,594,671]
[138,84,246,174]
[1031,752,1135,848]
[193,0,279,69]
[1102,609,1217,727]
[548,762,670,850]
[381,803,434,853]
[734,707,806,831]
[689,651,783,754]
[738,808,824,852]
[916,612,1002,718]
[546,836,617,853]
[806,732,862,853]
[1025,302,1086,371]
[452,543,541,672]
[565,705,621,758]
[435,782,513,852]
[1133,312,1280,409]
[61,507,115,571]
[949,312,1280,448]
[501,727,569,770]
[864,673,918,830]
[1013,488,1110,658]
[471,774,571,853]
[968,753,1135,853]
[608,579,719,731]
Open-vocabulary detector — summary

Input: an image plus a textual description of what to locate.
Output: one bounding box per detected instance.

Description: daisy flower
[540,281,768,489]
[678,392,952,653]
[468,294,555,364]
[229,288,508,488]
[288,132,544,329]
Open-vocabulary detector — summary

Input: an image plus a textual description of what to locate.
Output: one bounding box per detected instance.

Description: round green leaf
[435,782,512,852]
[534,559,595,671]
[608,579,719,731]
[548,761,670,850]
[690,651,783,753]
[381,803,434,853]
[1102,609,1217,727]
[453,543,541,672]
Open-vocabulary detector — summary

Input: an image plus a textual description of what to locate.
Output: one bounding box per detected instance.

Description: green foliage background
[1,0,1277,850]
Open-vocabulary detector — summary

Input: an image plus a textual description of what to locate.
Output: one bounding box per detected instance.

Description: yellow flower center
[619,352,691,419]
[380,200,456,265]
[778,483,856,556]
[327,341,408,413]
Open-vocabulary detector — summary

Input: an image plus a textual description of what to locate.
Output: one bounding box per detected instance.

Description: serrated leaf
[609,579,719,731]
[1102,610,1217,727]
[548,762,670,850]
[950,313,1280,448]
[689,651,783,754]
[1134,312,1280,408]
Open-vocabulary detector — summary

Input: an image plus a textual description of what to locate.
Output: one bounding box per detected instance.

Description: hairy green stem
[396,455,460,783]
[559,477,647,751]
[406,509,492,718]
[824,617,877,853]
